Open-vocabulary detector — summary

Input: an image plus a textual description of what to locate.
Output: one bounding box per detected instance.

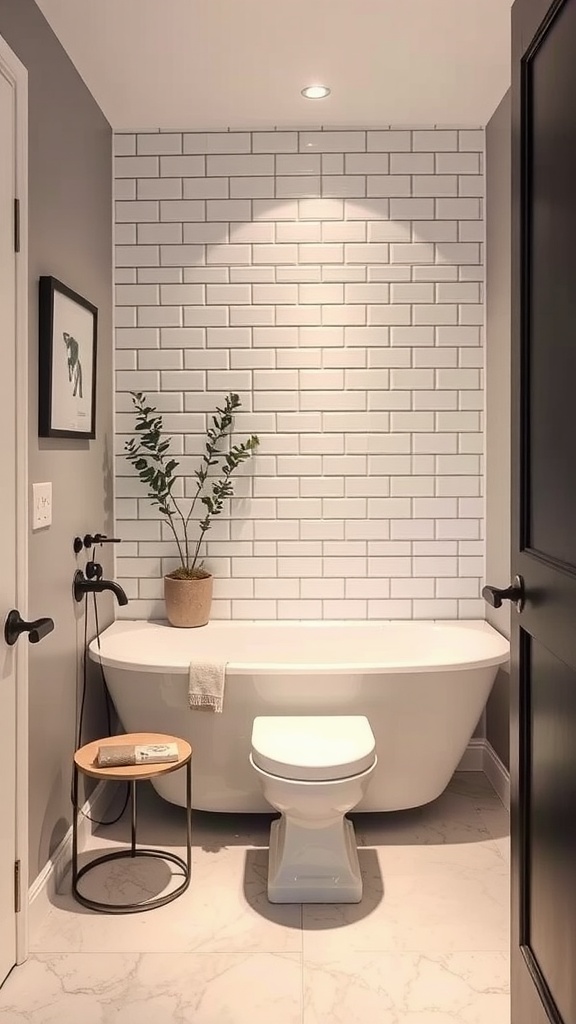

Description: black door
[511,1,576,1021]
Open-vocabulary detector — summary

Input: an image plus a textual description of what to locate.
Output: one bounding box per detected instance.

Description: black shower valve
[73,533,122,554]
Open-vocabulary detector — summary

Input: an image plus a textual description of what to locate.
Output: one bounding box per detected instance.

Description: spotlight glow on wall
[301,85,331,99]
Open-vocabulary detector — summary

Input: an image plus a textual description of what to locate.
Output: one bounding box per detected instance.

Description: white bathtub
[89,619,509,813]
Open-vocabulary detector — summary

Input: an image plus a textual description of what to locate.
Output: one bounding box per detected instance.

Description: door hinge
[14,860,21,914]
[14,198,20,254]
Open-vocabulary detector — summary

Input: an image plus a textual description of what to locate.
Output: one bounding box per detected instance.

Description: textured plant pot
[164,573,213,628]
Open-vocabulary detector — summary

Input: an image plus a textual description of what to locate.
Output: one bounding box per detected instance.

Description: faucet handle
[85,533,122,547]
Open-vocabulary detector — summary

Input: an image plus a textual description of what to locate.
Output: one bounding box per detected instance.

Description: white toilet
[249,715,377,904]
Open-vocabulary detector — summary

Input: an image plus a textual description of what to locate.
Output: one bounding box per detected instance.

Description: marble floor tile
[303,951,510,1024]
[0,952,303,1024]
[31,791,300,954]
[303,831,509,956]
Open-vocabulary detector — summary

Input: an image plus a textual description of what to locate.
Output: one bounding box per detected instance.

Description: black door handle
[482,575,525,612]
[4,609,55,646]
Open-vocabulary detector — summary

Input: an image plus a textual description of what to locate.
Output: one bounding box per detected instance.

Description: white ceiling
[35,0,512,130]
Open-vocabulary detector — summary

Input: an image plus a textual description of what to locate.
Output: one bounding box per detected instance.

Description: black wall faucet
[73,570,129,606]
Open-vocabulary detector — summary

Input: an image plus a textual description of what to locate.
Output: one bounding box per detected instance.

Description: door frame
[0,32,29,964]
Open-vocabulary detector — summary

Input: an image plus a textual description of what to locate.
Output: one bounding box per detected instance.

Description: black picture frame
[38,276,98,439]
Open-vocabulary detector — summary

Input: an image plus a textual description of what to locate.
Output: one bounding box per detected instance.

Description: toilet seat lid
[251,715,376,782]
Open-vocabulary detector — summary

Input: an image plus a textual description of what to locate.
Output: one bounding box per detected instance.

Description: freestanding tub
[89,619,509,813]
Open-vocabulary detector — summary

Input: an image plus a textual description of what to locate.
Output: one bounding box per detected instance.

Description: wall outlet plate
[32,482,52,530]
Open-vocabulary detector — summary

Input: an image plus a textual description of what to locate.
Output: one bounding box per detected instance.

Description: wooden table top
[74,732,192,781]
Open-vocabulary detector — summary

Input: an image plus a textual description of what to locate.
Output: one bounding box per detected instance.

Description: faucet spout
[73,570,129,606]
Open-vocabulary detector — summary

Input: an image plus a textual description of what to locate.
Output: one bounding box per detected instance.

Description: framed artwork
[38,276,98,439]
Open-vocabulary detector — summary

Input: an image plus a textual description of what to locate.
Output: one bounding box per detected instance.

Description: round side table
[72,732,192,914]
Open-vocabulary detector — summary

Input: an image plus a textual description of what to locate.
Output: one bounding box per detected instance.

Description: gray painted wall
[485,90,511,769]
[0,0,114,880]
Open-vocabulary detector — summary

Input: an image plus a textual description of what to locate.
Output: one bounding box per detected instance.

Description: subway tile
[322,265,366,282]
[322,305,366,326]
[436,198,482,219]
[322,176,366,198]
[299,243,343,263]
[367,130,411,151]
[139,349,183,370]
[413,130,457,151]
[183,132,250,153]
[277,175,321,198]
[367,175,411,197]
[207,154,274,176]
[182,223,228,244]
[459,221,484,242]
[183,177,229,199]
[436,325,481,346]
[458,129,484,151]
[253,283,299,304]
[277,221,322,242]
[345,243,389,263]
[116,245,159,267]
[206,244,251,265]
[160,327,205,348]
[390,152,434,173]
[206,199,252,221]
[277,266,322,282]
[413,221,458,242]
[253,244,298,264]
[114,133,136,156]
[413,174,457,196]
[230,306,275,326]
[276,153,321,175]
[206,283,251,304]
[389,197,435,219]
[116,327,159,349]
[414,304,458,325]
[300,130,365,152]
[253,198,299,220]
[368,305,411,326]
[138,222,182,244]
[413,432,458,454]
[138,306,181,327]
[300,283,344,304]
[368,221,411,242]
[458,175,484,197]
[115,179,136,200]
[436,242,481,265]
[390,242,434,264]
[116,199,158,222]
[230,177,275,198]
[159,155,204,177]
[137,133,182,155]
[252,132,298,153]
[436,152,481,173]
[115,224,136,245]
[299,197,343,219]
[138,178,182,199]
[345,153,389,174]
[115,155,159,177]
[345,198,389,220]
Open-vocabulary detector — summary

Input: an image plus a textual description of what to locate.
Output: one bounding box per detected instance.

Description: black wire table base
[72,757,192,914]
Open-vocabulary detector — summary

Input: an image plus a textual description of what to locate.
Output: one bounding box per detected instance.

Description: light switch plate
[32,482,52,530]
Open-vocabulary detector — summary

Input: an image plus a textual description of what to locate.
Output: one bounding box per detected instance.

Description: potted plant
[125,391,259,627]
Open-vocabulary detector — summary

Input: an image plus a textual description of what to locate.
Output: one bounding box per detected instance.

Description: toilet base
[267,814,363,904]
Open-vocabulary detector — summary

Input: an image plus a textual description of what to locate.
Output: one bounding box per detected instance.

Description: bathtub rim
[88,618,510,676]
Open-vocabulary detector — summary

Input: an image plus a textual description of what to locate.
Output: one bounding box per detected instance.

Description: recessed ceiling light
[301,85,331,99]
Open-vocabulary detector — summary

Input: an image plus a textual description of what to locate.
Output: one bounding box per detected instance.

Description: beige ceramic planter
[164,573,213,628]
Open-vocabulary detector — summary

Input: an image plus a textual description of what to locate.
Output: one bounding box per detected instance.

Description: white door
[0,37,27,987]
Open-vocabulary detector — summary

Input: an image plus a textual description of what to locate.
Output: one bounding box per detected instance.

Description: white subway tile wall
[114,128,484,621]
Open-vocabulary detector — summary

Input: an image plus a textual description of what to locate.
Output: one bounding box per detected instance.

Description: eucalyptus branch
[125,390,259,577]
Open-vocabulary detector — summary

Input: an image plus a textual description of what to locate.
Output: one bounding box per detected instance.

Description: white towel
[188,660,226,713]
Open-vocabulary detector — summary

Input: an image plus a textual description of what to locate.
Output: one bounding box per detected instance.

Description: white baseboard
[457,737,510,810]
[28,780,117,938]
[482,740,510,810]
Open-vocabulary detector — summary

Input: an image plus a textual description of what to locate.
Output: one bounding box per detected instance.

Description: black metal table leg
[71,754,192,914]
